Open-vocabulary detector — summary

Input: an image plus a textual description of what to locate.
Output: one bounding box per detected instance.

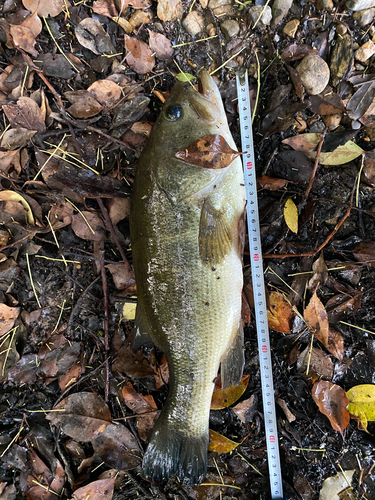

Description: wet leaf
[125,35,155,75]
[0,150,21,174]
[326,292,362,323]
[319,470,355,500]
[3,97,46,132]
[92,0,118,17]
[312,380,350,435]
[267,291,294,333]
[0,190,35,225]
[309,92,345,115]
[304,290,329,347]
[9,24,38,57]
[0,303,20,336]
[211,374,250,410]
[106,263,135,291]
[176,72,196,82]
[92,423,141,470]
[346,81,375,121]
[88,79,122,108]
[284,198,298,234]
[72,478,115,500]
[175,134,241,169]
[121,381,158,440]
[308,252,328,289]
[297,346,334,380]
[232,394,257,423]
[208,429,241,453]
[25,453,66,500]
[67,96,103,118]
[46,392,112,441]
[107,197,131,225]
[281,43,317,62]
[148,30,174,59]
[71,212,106,242]
[352,241,375,265]
[22,0,64,17]
[257,176,288,191]
[346,384,375,432]
[327,328,344,361]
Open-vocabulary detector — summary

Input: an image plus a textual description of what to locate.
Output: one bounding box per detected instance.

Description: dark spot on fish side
[217,276,221,279]
[212,267,216,271]
[205,301,210,306]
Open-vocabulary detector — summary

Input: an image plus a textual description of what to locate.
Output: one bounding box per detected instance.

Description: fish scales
[130,70,246,487]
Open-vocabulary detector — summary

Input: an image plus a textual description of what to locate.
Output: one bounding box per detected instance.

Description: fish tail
[142,413,208,488]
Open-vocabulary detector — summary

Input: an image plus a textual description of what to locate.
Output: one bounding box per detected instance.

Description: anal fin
[221,325,244,389]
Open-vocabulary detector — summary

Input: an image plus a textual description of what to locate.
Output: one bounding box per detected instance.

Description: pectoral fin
[199,198,232,265]
[220,325,244,389]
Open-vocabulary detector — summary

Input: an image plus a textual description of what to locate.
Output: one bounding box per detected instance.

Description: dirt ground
[1,0,375,499]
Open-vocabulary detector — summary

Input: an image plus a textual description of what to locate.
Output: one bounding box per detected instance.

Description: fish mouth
[188,70,223,123]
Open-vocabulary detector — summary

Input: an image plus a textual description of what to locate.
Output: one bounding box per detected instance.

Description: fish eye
[165,104,183,121]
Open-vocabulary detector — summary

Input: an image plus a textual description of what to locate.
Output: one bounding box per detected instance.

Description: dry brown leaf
[257,176,288,191]
[75,18,116,55]
[327,328,344,361]
[3,97,46,133]
[312,380,350,435]
[121,381,158,441]
[125,35,155,75]
[304,289,329,347]
[267,291,294,333]
[72,478,115,500]
[175,134,241,169]
[67,96,103,118]
[113,344,154,378]
[157,0,182,21]
[0,303,20,336]
[232,394,257,423]
[20,12,42,37]
[26,453,66,500]
[107,197,131,225]
[0,150,21,174]
[22,0,65,17]
[71,212,106,242]
[10,25,38,57]
[92,0,118,17]
[0,128,37,150]
[148,30,174,60]
[0,190,35,225]
[211,374,250,410]
[88,79,122,108]
[308,252,328,289]
[106,263,135,291]
[46,392,112,441]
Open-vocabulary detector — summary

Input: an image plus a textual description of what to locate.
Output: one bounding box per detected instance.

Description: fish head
[151,70,229,153]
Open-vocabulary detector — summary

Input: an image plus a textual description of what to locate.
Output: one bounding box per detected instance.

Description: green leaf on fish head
[175,134,242,169]
[175,72,196,82]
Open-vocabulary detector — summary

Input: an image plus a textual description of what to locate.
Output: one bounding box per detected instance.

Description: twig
[97,198,131,269]
[304,128,327,200]
[99,253,110,402]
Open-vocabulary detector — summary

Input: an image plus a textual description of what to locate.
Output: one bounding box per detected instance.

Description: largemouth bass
[130,70,246,487]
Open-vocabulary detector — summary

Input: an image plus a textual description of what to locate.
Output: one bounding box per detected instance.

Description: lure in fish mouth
[130,69,246,488]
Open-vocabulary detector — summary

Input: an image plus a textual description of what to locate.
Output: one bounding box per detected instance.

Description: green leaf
[175,72,196,82]
[346,384,375,431]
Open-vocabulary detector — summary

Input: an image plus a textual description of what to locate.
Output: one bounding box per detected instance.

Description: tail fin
[142,416,208,488]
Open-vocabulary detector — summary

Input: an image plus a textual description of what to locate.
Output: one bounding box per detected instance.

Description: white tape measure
[236,70,284,500]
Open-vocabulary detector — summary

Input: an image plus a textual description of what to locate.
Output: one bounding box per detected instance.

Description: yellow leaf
[211,375,250,410]
[208,429,241,453]
[284,198,298,234]
[347,402,368,432]
[267,291,294,333]
[0,190,35,225]
[346,384,375,431]
[121,302,137,321]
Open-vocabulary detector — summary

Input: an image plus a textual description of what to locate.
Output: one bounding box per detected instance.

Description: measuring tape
[236,70,284,500]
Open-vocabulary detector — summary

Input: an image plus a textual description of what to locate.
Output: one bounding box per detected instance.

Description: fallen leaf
[282,133,321,152]
[352,241,375,265]
[346,81,375,121]
[0,150,21,174]
[284,198,298,234]
[25,453,66,500]
[175,134,241,169]
[113,344,154,378]
[71,212,106,242]
[326,292,362,323]
[46,392,112,441]
[0,190,35,225]
[92,423,142,469]
[208,429,241,453]
[106,263,135,291]
[297,346,333,380]
[75,18,116,55]
[267,291,294,333]
[121,381,158,440]
[93,0,118,17]
[107,197,131,225]
[0,303,20,336]
[309,92,345,115]
[67,96,103,118]
[125,35,155,75]
[211,374,250,410]
[319,470,355,500]
[148,30,174,59]
[308,252,328,289]
[257,176,288,191]
[157,0,182,21]
[0,319,27,382]
[0,128,37,150]
[35,53,77,79]
[88,79,122,108]
[312,380,350,435]
[9,24,38,57]
[309,141,364,166]
[304,290,329,347]
[22,0,64,17]
[72,478,115,500]
[121,302,137,321]
[176,72,196,82]
[3,97,46,133]
[232,394,257,423]
[327,328,344,361]
[346,384,375,432]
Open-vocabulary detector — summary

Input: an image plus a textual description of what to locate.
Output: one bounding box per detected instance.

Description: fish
[130,69,246,487]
